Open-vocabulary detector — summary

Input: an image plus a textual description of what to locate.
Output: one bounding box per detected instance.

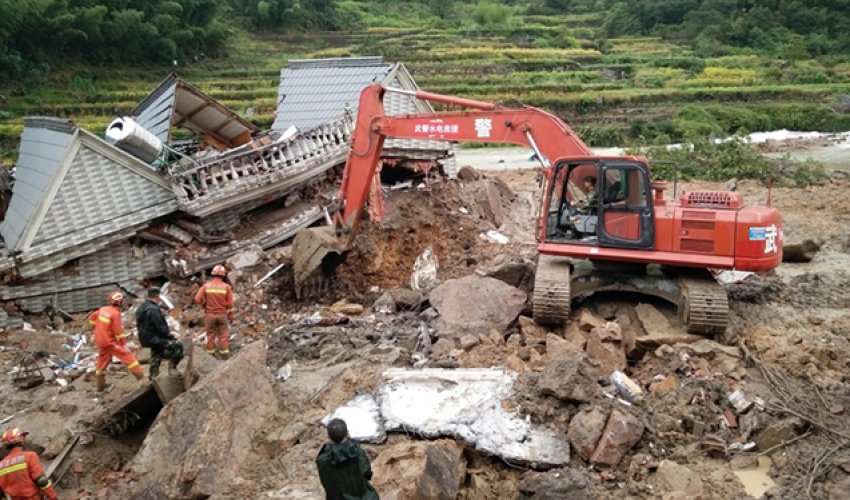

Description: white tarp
[324,368,571,467]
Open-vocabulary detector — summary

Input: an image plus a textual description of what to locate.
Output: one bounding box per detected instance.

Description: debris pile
[1,157,849,499]
[0,58,457,323]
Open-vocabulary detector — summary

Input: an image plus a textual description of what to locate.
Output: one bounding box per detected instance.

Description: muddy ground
[1,163,850,499]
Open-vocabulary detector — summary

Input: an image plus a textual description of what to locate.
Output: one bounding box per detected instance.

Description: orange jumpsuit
[0,447,58,500]
[88,305,143,377]
[194,277,235,354]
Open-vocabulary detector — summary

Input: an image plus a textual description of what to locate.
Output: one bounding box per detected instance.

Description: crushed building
[0,57,457,321]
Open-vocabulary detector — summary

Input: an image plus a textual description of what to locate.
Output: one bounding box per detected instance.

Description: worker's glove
[228,311,235,321]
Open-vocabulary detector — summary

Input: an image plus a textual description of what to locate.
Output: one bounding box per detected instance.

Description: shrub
[626,138,826,186]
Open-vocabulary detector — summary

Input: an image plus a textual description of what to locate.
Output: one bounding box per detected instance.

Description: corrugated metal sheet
[273,58,394,131]
[2,242,164,300]
[134,73,259,148]
[0,118,75,251]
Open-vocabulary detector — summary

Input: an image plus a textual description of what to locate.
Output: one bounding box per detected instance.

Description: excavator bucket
[291,226,348,298]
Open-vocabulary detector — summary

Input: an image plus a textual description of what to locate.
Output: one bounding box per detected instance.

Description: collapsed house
[0,57,457,322]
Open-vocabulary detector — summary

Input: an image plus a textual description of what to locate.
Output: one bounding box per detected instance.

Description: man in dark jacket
[136,287,183,380]
[316,419,379,500]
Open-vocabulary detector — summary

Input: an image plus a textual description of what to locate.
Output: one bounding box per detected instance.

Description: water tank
[105,117,164,164]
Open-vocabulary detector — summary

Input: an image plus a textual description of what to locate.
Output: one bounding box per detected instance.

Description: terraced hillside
[3,12,850,166]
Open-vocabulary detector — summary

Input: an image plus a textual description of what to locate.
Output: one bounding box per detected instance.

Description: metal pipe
[384,86,498,111]
[524,130,551,169]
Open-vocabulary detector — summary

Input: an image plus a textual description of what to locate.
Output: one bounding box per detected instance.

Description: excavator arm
[293,83,615,294]
[336,83,594,229]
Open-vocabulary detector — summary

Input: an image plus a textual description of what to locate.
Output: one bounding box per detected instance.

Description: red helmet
[211,265,227,277]
[2,428,27,446]
[108,291,124,305]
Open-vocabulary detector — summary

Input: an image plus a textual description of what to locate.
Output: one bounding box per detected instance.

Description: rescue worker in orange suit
[0,428,58,500]
[194,265,235,359]
[88,291,144,391]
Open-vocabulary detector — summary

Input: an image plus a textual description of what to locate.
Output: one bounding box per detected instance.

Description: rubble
[782,238,820,262]
[567,407,609,461]
[517,468,592,500]
[654,460,705,497]
[127,341,277,498]
[635,303,702,347]
[589,409,644,466]
[537,353,600,403]
[754,418,805,450]
[373,292,396,314]
[585,324,626,375]
[371,440,466,500]
[0,145,848,498]
[428,275,526,338]
[329,368,572,466]
[482,254,535,291]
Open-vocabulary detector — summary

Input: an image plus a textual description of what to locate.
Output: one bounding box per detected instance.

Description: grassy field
[2,11,850,166]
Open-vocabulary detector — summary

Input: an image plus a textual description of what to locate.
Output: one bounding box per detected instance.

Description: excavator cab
[544,159,654,249]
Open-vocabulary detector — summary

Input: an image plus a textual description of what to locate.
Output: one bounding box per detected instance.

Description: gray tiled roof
[1,118,179,264]
[273,57,394,131]
[0,118,75,251]
[32,144,176,247]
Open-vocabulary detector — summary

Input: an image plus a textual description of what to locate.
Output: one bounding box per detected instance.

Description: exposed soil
[2,167,850,499]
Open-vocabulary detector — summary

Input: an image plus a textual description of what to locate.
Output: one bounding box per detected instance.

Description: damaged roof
[134,72,259,150]
[273,57,434,131]
[0,117,178,261]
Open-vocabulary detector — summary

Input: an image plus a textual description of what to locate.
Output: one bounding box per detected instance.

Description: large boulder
[517,468,593,500]
[484,255,536,291]
[371,440,466,500]
[537,353,600,403]
[127,341,277,499]
[429,275,526,338]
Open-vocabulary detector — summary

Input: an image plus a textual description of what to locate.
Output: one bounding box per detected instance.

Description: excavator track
[679,275,729,335]
[533,255,572,326]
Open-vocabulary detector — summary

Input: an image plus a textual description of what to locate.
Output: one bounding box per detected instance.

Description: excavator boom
[337,84,597,228]
[293,83,613,291]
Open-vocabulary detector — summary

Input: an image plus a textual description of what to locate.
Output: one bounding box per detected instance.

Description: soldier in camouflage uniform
[136,287,184,379]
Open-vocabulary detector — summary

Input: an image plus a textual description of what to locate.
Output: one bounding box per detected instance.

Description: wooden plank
[46,435,79,482]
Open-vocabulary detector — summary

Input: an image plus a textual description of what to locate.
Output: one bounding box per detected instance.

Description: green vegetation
[627,139,827,187]
[1,0,849,179]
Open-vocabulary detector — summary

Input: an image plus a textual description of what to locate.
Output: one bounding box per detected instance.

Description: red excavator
[292,83,783,334]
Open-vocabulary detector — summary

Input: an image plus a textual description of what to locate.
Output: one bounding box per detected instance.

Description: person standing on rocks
[194,265,235,359]
[136,287,184,380]
[88,291,144,391]
[316,418,379,500]
[0,428,58,500]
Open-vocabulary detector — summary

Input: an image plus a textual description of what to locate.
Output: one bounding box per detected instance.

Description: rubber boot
[218,351,231,360]
[95,374,108,392]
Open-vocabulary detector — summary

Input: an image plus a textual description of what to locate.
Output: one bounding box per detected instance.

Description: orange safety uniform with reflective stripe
[0,447,58,500]
[88,306,142,376]
[89,305,126,347]
[194,278,234,316]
